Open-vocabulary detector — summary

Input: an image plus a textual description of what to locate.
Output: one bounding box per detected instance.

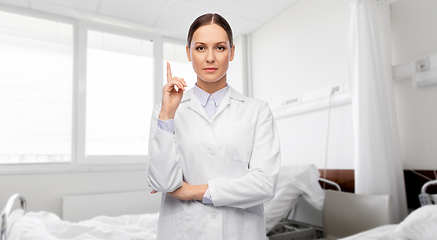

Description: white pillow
[392,205,437,240]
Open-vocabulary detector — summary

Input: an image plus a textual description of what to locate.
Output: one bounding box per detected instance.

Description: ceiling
[0,0,299,41]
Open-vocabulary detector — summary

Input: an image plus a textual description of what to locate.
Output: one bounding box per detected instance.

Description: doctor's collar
[181,84,245,103]
[193,84,229,107]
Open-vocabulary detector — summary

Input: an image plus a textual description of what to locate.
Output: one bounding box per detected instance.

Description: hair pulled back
[187,13,233,49]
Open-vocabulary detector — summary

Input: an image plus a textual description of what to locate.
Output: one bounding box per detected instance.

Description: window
[81,29,153,163]
[163,42,197,88]
[0,10,73,164]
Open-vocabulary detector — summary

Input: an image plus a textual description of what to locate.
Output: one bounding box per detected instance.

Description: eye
[196,46,205,51]
[216,46,225,51]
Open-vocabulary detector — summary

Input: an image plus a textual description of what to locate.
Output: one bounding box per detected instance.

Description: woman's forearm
[167,182,208,201]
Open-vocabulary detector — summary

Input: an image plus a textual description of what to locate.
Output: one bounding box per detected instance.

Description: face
[186,23,235,86]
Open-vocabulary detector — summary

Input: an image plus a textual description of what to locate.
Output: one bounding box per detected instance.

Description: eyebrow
[194,41,227,45]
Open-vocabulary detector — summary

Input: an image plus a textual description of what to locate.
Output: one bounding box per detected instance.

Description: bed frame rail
[1,193,26,240]
[319,178,341,192]
[421,179,437,193]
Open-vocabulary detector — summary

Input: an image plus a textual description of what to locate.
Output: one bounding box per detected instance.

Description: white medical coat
[146,87,281,240]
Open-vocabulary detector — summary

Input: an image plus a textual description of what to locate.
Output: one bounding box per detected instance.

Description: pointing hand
[159,62,188,121]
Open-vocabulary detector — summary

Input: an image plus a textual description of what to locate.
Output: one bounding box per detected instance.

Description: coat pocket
[156,211,185,240]
[227,122,255,162]
[243,207,266,240]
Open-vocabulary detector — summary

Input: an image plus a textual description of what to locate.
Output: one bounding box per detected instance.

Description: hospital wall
[391,0,437,170]
[250,0,437,170]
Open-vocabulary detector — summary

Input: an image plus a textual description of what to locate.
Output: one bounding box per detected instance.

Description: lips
[204,67,218,72]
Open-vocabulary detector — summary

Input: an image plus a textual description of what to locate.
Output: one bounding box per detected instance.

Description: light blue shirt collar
[193,84,229,107]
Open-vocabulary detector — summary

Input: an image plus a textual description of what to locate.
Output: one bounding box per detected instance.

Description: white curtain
[349,0,408,223]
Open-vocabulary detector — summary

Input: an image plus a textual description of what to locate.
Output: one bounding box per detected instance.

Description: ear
[229,44,235,61]
[186,45,192,62]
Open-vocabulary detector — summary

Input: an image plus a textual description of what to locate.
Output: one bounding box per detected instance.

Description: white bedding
[338,225,398,240]
[340,205,437,240]
[8,211,159,240]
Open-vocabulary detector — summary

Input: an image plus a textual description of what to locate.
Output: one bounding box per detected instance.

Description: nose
[206,49,215,63]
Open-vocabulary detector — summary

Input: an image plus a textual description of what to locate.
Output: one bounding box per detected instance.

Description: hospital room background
[0,0,437,234]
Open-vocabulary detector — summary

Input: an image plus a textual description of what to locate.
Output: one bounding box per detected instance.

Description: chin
[199,78,221,83]
[198,73,227,84]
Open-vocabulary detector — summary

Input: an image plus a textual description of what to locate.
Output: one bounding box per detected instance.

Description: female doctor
[146,13,281,240]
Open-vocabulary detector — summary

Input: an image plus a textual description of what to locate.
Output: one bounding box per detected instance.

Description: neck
[196,75,227,94]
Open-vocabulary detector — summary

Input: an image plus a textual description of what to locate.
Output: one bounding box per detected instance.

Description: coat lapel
[214,92,231,120]
[213,86,246,121]
[183,89,210,121]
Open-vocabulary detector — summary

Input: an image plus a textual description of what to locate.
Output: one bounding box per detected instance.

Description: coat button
[211,211,217,219]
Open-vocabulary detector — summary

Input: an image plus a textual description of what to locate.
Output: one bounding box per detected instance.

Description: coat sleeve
[208,102,281,209]
[146,104,183,192]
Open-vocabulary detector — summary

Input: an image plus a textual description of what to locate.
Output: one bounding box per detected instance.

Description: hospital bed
[265,165,341,240]
[266,181,335,240]
[267,169,437,240]
[1,164,335,240]
[1,192,159,240]
[270,178,436,240]
[336,179,437,240]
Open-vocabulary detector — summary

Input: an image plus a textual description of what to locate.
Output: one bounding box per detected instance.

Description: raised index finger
[167,62,172,83]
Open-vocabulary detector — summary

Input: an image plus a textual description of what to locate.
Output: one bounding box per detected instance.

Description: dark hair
[187,13,233,49]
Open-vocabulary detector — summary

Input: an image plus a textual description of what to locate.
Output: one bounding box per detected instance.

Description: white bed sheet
[8,211,159,240]
[338,225,399,240]
[340,205,437,240]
